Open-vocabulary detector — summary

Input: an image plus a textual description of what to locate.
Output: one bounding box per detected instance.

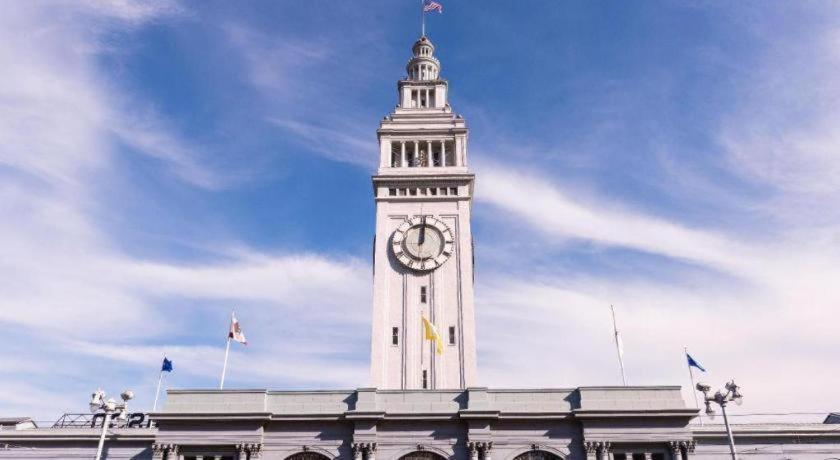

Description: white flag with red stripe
[228,312,247,345]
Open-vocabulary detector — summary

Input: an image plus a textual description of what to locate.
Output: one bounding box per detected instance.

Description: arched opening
[399,451,447,460]
[513,451,563,460]
[286,452,331,460]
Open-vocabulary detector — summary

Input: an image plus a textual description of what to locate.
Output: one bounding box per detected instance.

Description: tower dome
[406,36,440,81]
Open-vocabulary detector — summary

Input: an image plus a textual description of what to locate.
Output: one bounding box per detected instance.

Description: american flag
[423,0,443,13]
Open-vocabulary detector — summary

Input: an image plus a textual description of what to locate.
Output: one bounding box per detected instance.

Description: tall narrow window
[392,327,399,346]
[420,286,427,303]
[422,370,428,389]
[448,326,455,345]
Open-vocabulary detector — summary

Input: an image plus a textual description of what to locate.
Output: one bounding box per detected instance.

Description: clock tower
[370,36,477,390]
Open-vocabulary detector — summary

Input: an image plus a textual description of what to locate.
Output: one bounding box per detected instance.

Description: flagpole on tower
[421,0,426,37]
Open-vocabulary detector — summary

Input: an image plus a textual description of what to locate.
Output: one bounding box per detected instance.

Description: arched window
[513,451,562,460]
[286,452,331,460]
[399,452,447,460]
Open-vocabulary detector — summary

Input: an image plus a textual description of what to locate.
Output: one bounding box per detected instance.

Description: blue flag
[161,357,173,373]
[686,353,705,372]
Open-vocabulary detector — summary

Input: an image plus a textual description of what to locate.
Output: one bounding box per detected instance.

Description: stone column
[426,141,432,167]
[236,444,248,460]
[353,443,364,460]
[440,140,446,166]
[584,442,598,460]
[152,444,165,460]
[644,453,652,460]
[401,141,406,167]
[413,141,419,167]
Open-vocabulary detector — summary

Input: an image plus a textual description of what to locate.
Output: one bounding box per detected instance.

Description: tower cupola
[406,36,440,81]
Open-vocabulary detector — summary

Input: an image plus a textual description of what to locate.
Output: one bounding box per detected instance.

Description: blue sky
[2,1,840,424]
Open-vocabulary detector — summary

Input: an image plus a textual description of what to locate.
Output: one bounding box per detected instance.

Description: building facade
[2,36,839,460]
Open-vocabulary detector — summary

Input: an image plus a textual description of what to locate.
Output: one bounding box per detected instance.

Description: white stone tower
[370,36,477,390]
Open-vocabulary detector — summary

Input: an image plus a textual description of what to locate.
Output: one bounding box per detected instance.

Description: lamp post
[89,389,134,460]
[696,380,743,460]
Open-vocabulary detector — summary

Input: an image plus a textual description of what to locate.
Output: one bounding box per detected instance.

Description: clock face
[392,215,454,271]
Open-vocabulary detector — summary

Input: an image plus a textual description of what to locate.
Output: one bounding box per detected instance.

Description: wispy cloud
[477,164,756,276]
[267,118,377,168]
[721,28,840,198]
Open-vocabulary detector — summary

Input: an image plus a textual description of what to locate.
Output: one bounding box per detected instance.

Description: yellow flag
[422,315,444,355]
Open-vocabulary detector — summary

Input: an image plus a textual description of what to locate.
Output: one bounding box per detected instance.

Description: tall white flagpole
[152,369,164,411]
[685,346,704,426]
[220,336,231,389]
[610,305,628,386]
[220,311,234,389]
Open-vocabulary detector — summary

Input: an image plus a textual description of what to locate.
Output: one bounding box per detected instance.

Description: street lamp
[89,389,134,460]
[696,380,743,460]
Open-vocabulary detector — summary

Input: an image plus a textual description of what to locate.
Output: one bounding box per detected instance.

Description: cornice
[151,412,272,422]
[573,409,698,419]
[373,173,475,182]
[0,430,156,442]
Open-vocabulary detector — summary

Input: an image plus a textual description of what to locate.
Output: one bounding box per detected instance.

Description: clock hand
[419,215,426,245]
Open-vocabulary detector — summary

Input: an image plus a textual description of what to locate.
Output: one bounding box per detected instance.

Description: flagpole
[685,346,704,426]
[152,369,164,412]
[610,305,628,386]
[421,0,426,37]
[220,336,231,390]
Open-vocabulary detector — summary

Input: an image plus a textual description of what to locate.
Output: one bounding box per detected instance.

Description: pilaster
[584,441,598,460]
[152,443,165,460]
[597,442,611,460]
[247,443,262,460]
[681,441,696,459]
[467,442,479,460]
[668,441,681,460]
[480,441,493,460]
